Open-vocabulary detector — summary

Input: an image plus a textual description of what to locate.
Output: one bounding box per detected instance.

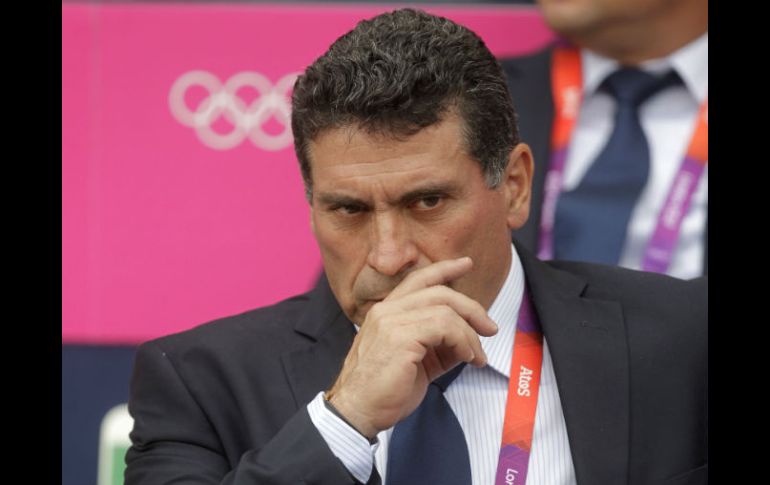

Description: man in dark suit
[125,8,707,485]
[501,0,708,279]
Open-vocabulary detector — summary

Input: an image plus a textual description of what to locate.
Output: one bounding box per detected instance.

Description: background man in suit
[126,8,707,485]
[501,0,708,279]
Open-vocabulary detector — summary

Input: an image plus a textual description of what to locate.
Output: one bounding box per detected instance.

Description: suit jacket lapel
[281,274,356,407]
[518,245,630,484]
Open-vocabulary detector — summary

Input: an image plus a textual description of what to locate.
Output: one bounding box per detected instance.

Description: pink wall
[62,3,554,344]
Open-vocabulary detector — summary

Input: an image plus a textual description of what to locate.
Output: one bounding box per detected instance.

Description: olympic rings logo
[169,70,300,151]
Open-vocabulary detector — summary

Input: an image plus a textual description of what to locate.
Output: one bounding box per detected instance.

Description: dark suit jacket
[500,46,708,275]
[125,244,707,485]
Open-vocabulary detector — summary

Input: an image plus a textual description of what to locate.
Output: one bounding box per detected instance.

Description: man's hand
[327,257,499,438]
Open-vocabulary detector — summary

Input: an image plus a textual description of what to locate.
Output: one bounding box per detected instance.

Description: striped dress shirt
[308,244,577,484]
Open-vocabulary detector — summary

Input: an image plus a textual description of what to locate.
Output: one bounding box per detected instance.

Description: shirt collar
[480,243,525,379]
[580,32,708,104]
[666,32,708,103]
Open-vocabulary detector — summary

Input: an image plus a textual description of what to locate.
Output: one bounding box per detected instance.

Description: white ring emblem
[169,70,300,151]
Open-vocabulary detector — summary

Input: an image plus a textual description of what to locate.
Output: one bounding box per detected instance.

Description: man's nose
[366,211,418,277]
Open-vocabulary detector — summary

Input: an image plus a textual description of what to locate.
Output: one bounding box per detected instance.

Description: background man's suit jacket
[126,244,707,485]
[500,47,708,275]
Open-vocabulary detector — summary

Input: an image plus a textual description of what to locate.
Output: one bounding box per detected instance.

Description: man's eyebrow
[315,183,459,207]
[315,193,367,207]
[397,183,459,204]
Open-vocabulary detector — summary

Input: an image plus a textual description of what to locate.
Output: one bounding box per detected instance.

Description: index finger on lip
[385,257,473,301]
[392,285,498,337]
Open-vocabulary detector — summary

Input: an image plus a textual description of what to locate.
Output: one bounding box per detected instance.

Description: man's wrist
[307,393,377,484]
[323,391,378,444]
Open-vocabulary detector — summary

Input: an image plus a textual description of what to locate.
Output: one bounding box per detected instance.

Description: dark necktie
[553,68,681,265]
[385,363,470,485]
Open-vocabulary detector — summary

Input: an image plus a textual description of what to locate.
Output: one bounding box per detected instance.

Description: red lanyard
[494,287,543,485]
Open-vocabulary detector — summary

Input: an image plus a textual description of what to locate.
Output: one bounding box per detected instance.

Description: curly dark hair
[291,8,519,200]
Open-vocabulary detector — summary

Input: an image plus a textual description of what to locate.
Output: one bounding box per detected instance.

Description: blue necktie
[553,68,681,265]
[385,363,470,485]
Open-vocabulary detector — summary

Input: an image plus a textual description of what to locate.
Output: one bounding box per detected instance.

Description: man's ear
[501,143,534,230]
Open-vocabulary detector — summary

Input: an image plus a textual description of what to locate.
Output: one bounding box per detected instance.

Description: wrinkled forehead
[307,115,484,203]
[305,108,471,168]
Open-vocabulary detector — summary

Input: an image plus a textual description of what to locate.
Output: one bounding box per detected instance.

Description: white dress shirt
[562,33,708,279]
[308,244,577,485]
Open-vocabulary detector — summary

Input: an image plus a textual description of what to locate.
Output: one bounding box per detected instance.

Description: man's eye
[336,205,363,215]
[415,196,442,210]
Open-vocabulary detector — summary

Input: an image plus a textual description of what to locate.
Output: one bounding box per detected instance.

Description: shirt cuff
[307,391,380,484]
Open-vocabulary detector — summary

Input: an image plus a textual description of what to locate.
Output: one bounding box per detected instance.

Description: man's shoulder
[549,259,706,296]
[548,259,707,319]
[137,289,319,359]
